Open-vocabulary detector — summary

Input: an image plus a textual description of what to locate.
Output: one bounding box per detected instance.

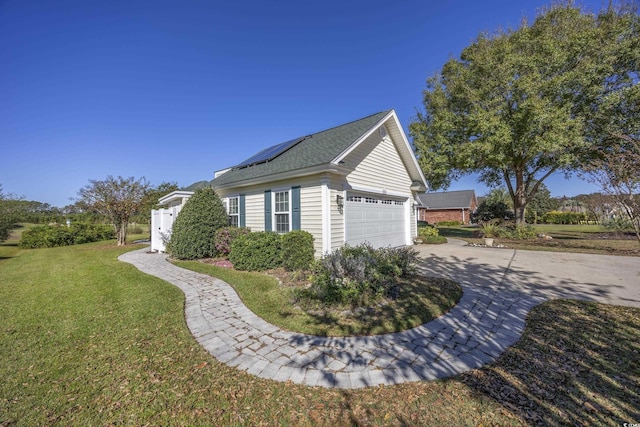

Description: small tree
[169,187,228,259]
[0,184,19,242]
[137,182,179,221]
[587,140,640,244]
[472,188,514,223]
[77,176,149,246]
[525,183,558,223]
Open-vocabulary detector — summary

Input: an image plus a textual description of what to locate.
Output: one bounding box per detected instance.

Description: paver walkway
[118,241,640,389]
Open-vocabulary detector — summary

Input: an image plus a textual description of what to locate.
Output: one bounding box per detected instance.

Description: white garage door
[345,193,407,248]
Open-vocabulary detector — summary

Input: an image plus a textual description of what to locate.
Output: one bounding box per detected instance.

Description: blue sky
[1,0,607,207]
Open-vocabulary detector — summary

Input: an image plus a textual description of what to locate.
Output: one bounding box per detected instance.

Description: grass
[439,224,640,256]
[173,261,462,336]
[462,300,640,425]
[1,240,638,425]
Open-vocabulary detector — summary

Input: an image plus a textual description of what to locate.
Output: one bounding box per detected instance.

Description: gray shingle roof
[417,190,476,209]
[210,111,391,187]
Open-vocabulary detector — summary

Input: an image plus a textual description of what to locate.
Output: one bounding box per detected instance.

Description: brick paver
[119,246,546,388]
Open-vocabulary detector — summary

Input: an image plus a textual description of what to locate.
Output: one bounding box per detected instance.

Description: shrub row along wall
[229,230,314,272]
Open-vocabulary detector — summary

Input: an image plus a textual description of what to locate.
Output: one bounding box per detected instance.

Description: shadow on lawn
[461,300,640,425]
[414,247,640,424]
[290,276,461,337]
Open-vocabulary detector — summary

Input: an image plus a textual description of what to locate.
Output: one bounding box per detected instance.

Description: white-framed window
[273,190,290,233]
[365,197,378,204]
[228,196,239,227]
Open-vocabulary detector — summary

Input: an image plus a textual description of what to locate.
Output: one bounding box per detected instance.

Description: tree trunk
[514,169,527,225]
[115,221,127,246]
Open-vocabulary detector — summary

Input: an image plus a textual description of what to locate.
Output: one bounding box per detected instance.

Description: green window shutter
[239,194,246,227]
[264,190,272,231]
[292,186,301,230]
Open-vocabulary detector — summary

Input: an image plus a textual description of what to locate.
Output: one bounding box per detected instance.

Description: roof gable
[417,190,476,209]
[211,111,391,187]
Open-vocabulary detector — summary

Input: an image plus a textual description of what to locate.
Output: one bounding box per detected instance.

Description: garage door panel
[345,193,406,248]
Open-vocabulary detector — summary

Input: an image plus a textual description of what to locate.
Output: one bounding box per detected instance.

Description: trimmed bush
[436,220,462,227]
[215,226,251,256]
[229,231,282,271]
[281,230,315,271]
[169,187,228,260]
[19,223,115,249]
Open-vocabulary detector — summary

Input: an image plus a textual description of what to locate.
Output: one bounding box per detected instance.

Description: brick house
[417,190,477,225]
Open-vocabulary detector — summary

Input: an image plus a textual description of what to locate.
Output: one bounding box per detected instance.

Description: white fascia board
[386,111,429,190]
[331,110,429,192]
[343,184,412,199]
[331,110,395,165]
[157,190,194,205]
[214,167,232,178]
[212,164,350,191]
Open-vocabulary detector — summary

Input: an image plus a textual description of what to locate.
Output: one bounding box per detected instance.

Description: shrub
[281,230,315,271]
[215,226,251,256]
[503,224,538,240]
[603,217,633,232]
[541,211,588,225]
[472,200,515,223]
[19,223,115,249]
[229,231,282,271]
[301,244,418,306]
[169,187,228,260]
[436,220,462,227]
[480,220,502,238]
[71,223,116,244]
[127,225,144,234]
[418,226,447,244]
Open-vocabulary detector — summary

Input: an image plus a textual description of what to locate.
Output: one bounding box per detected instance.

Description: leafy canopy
[410,3,638,224]
[76,176,149,246]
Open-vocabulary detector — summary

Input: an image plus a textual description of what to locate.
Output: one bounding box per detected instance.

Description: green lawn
[439,224,640,256]
[1,241,638,425]
[173,260,462,336]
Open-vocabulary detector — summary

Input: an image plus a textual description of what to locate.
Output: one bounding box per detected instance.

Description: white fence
[150,205,183,252]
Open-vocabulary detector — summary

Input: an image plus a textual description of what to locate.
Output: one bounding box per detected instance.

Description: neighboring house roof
[417,190,476,209]
[208,110,426,190]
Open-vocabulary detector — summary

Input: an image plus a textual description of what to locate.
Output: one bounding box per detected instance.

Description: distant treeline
[0,199,147,225]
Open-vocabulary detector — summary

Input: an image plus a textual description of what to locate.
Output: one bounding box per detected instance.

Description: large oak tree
[410,3,638,224]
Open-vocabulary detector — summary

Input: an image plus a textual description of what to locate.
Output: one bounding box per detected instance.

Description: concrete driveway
[416,239,640,309]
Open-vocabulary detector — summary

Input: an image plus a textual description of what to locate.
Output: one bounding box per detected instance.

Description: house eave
[157,190,194,205]
[211,164,351,190]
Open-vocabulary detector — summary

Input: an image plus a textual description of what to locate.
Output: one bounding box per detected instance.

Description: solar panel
[235,135,311,169]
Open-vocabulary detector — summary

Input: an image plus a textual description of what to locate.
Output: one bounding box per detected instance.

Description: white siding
[245,191,265,231]
[344,132,413,194]
[300,184,323,255]
[329,183,345,251]
[216,176,324,256]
